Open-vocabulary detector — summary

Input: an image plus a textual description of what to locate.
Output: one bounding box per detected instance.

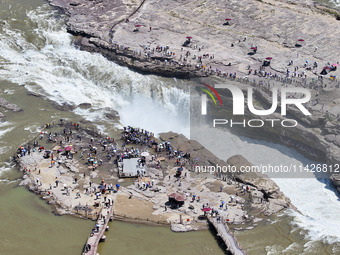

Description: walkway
[82,205,114,255]
[207,215,246,255]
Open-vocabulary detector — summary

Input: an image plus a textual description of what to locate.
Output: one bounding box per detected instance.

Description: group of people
[109,24,340,101]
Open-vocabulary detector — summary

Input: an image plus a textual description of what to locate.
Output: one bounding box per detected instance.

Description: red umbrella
[64,146,73,151]
[297,39,305,42]
[186,36,192,39]
[168,193,185,202]
[266,57,273,60]
[202,207,212,212]
[323,66,331,70]
[225,18,232,21]
[135,24,142,27]
[250,47,257,50]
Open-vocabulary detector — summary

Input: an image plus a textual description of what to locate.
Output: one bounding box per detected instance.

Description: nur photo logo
[200,83,312,128]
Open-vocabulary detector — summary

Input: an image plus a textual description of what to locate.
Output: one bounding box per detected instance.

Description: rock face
[325,134,336,143]
[50,101,76,111]
[47,0,340,78]
[77,103,92,109]
[0,96,22,113]
[105,110,120,120]
[159,132,292,212]
[330,174,340,192]
[159,132,226,166]
[226,155,292,214]
[227,155,289,202]
[171,223,206,232]
[227,155,282,201]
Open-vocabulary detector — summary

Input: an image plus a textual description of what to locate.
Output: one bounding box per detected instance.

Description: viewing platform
[82,205,114,255]
[207,215,246,255]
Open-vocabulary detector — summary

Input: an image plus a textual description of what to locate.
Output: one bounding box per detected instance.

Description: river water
[0,0,339,254]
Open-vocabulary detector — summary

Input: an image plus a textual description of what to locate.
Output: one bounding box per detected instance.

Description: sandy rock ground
[48,0,340,78]
[16,122,290,232]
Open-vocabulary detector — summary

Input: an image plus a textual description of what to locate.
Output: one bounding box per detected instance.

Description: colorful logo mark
[200,83,222,107]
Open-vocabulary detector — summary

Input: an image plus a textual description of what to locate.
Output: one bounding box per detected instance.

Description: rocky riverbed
[0,96,22,118]
[15,121,291,234]
[46,0,340,77]
[44,0,340,191]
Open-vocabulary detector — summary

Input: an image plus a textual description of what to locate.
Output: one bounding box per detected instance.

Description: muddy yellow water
[98,221,226,255]
[0,184,92,255]
[0,0,339,254]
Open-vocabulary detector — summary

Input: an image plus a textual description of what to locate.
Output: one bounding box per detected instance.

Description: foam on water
[266,244,283,255]
[0,179,18,184]
[24,124,42,134]
[331,0,340,7]
[282,242,300,253]
[0,122,14,144]
[0,122,15,161]
[3,89,14,94]
[283,179,340,244]
[192,126,340,246]
[0,162,14,178]
[0,5,189,136]
[0,126,14,139]
[0,146,12,156]
[314,0,340,9]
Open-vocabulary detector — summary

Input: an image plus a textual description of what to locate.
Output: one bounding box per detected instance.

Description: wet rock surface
[0,96,22,112]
